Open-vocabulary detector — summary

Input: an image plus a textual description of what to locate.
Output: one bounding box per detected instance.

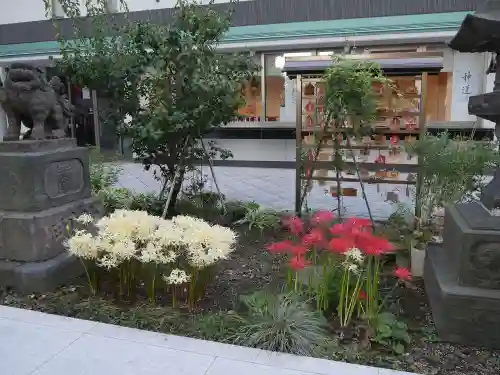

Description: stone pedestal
[425,202,500,348]
[0,139,101,292]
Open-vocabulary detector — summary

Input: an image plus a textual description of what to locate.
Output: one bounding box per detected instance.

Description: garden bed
[1,226,499,375]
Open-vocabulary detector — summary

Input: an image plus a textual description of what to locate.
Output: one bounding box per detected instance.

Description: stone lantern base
[0,139,101,292]
[425,202,500,349]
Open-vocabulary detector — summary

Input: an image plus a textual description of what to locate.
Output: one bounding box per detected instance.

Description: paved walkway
[116,163,414,220]
[1,305,417,375]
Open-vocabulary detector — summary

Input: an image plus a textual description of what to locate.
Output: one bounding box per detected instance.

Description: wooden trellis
[282,52,443,217]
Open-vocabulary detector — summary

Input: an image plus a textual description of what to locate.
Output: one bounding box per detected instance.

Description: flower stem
[80,259,95,296]
[150,272,156,304]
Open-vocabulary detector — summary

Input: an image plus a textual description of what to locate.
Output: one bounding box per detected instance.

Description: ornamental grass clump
[267,211,410,328]
[65,210,237,309]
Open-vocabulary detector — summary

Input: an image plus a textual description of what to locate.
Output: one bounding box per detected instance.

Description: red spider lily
[283,216,304,236]
[288,255,311,271]
[328,237,355,254]
[355,232,394,256]
[328,218,393,256]
[302,228,325,247]
[329,218,371,235]
[267,240,293,254]
[310,210,335,225]
[329,223,346,235]
[394,267,412,281]
[358,290,367,300]
[345,217,372,229]
[290,245,308,256]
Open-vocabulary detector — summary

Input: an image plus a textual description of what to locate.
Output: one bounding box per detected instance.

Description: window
[236,54,262,121]
[264,52,313,122]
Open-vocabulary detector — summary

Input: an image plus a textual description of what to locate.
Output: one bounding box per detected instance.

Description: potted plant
[405,133,500,276]
[407,224,434,277]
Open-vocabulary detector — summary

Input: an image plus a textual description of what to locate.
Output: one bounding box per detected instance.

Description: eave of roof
[0,12,469,58]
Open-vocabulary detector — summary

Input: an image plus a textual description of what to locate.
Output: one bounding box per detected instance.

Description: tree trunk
[165,165,186,218]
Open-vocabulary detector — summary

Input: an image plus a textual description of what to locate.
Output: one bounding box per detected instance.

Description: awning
[282,52,443,78]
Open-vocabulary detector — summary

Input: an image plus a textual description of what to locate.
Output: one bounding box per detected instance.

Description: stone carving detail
[0,63,73,140]
[465,242,500,289]
[0,165,22,200]
[44,159,84,199]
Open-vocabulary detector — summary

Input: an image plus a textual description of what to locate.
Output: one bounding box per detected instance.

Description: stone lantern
[425,0,500,349]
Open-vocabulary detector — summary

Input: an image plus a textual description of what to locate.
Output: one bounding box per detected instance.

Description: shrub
[65,211,237,309]
[129,193,166,216]
[229,292,330,356]
[267,212,410,329]
[407,133,500,225]
[89,159,122,194]
[234,202,281,232]
[98,188,134,214]
[194,311,244,342]
[372,312,411,355]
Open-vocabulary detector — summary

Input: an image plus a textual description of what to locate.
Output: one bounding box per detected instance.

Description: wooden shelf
[301,128,422,135]
[376,110,420,118]
[301,175,417,185]
[302,143,408,151]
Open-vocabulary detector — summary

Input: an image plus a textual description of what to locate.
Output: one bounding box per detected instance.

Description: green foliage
[234,202,281,232]
[372,312,411,355]
[129,192,166,216]
[302,56,391,214]
[323,57,391,132]
[229,292,330,356]
[407,133,500,225]
[224,200,249,222]
[194,311,244,341]
[98,187,134,214]
[89,158,122,194]
[54,0,258,216]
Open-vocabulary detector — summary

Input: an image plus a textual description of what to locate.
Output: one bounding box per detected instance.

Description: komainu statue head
[0,63,73,140]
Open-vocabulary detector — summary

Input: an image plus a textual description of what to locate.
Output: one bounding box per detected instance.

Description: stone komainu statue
[0,63,73,140]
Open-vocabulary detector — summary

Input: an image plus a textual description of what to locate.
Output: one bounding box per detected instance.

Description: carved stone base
[0,197,101,263]
[0,252,82,293]
[0,138,92,212]
[0,139,102,292]
[425,244,500,348]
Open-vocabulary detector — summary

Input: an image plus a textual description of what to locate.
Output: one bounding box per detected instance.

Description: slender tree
[44,0,258,215]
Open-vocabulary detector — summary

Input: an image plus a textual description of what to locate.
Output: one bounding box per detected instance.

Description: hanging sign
[82,87,91,100]
[453,69,479,103]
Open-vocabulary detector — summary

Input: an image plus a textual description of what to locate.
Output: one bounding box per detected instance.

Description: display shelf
[301,175,418,185]
[295,71,427,203]
[300,128,422,135]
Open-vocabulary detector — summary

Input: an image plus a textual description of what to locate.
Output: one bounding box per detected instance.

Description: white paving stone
[378,370,421,375]
[205,357,320,375]
[31,334,215,375]
[254,351,378,375]
[0,306,419,375]
[0,305,96,332]
[159,334,263,362]
[0,318,83,375]
[115,162,415,220]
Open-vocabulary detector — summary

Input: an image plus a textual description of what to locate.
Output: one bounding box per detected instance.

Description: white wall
[450,51,488,123]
